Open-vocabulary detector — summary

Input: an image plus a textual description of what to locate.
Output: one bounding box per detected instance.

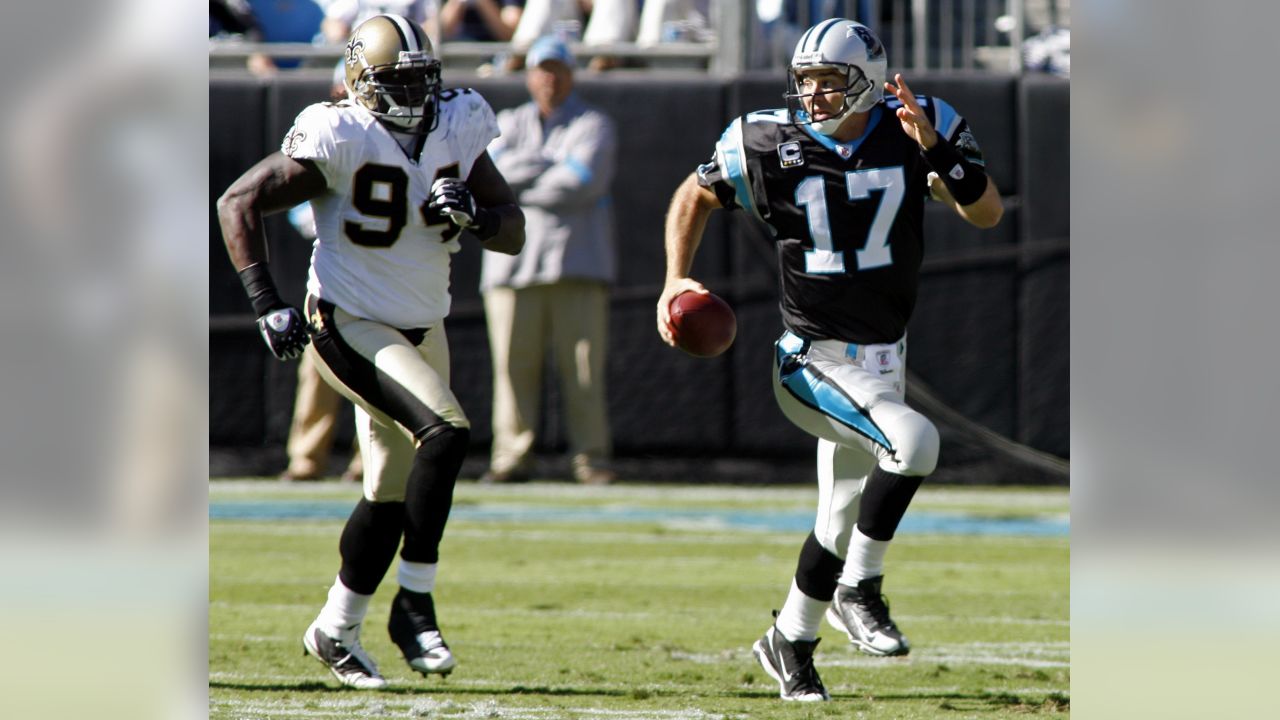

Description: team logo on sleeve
[283,127,306,157]
[777,141,804,168]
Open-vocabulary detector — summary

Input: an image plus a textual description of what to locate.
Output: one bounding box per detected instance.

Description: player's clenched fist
[257,306,311,361]
[428,178,476,226]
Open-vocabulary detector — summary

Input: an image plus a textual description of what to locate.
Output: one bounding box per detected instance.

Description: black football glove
[256,306,311,361]
[428,177,479,228]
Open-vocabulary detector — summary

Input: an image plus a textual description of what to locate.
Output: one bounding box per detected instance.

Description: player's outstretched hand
[428,177,480,229]
[656,278,708,347]
[884,73,938,150]
[257,306,311,361]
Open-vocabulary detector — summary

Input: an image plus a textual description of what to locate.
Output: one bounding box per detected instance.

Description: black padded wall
[209,73,1070,475]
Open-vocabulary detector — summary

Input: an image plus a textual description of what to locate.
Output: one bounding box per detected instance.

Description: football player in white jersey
[218,14,524,689]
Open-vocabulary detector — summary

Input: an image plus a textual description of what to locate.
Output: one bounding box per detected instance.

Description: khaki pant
[484,281,611,474]
[285,350,362,479]
[306,295,468,502]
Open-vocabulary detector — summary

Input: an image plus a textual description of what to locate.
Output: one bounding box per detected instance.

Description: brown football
[670,291,737,358]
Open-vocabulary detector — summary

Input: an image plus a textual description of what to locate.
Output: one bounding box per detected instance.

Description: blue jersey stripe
[932,97,961,142]
[715,118,761,220]
[775,345,894,451]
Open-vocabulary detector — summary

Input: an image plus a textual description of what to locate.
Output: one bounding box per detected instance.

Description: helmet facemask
[351,52,442,135]
[785,63,875,136]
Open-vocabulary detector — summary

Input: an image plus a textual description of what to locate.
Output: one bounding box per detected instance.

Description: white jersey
[282,90,500,328]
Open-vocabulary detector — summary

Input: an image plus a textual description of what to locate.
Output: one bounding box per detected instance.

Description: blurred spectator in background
[321,0,442,48]
[210,0,280,76]
[1022,25,1070,77]
[636,0,711,47]
[580,0,639,69]
[481,37,618,485]
[281,338,365,482]
[242,0,327,66]
[440,0,523,41]
[510,0,636,70]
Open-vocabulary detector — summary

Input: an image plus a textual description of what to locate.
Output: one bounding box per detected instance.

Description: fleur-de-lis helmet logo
[345,38,366,67]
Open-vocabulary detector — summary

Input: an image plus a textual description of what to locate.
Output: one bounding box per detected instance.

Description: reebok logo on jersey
[778,141,804,168]
[949,164,965,180]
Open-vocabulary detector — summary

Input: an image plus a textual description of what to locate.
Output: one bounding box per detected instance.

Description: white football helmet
[785,19,888,135]
[343,14,442,134]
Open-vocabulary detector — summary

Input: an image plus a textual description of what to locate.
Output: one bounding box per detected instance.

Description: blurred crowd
[210,0,717,75]
[211,1,1070,76]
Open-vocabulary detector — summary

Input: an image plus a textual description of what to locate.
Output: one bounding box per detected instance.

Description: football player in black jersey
[656,19,1003,702]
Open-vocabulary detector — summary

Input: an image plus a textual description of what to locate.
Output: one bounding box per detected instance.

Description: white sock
[315,575,373,639]
[773,580,828,642]
[839,526,890,586]
[397,561,438,594]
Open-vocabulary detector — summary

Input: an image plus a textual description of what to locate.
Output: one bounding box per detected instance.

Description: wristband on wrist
[470,207,499,241]
[922,139,988,206]
[238,262,287,316]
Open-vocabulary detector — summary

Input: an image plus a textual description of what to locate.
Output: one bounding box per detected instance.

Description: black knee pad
[793,531,844,601]
[401,425,471,564]
[338,498,405,595]
[857,467,925,541]
[417,424,470,463]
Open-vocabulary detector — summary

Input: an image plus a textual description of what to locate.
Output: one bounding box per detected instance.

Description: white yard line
[669,639,1069,670]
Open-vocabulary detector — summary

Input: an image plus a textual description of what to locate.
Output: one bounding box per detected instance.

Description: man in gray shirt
[480,36,617,485]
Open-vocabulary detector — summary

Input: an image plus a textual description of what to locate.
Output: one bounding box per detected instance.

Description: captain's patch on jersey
[778,141,804,168]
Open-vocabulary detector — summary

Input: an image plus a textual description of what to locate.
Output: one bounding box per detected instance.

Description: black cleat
[826,575,910,656]
[301,621,387,689]
[388,589,457,676]
[751,625,830,702]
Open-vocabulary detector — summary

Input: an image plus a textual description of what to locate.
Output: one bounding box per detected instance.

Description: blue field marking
[210,501,1068,537]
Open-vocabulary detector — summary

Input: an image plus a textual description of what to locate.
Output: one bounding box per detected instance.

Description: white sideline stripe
[213,523,1067,551]
[212,682,730,719]
[671,640,1069,669]
[906,614,1069,627]
[887,685,1069,697]
[209,633,284,642]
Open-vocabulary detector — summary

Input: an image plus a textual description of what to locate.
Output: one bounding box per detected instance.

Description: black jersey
[697,96,985,344]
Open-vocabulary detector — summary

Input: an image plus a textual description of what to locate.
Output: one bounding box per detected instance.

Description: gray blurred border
[0,2,208,718]
[1074,0,1280,716]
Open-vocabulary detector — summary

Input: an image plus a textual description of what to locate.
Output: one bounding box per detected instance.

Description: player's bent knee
[888,413,939,477]
[414,424,471,468]
[424,423,469,447]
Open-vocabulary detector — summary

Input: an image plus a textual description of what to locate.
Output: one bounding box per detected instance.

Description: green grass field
[210,480,1069,719]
